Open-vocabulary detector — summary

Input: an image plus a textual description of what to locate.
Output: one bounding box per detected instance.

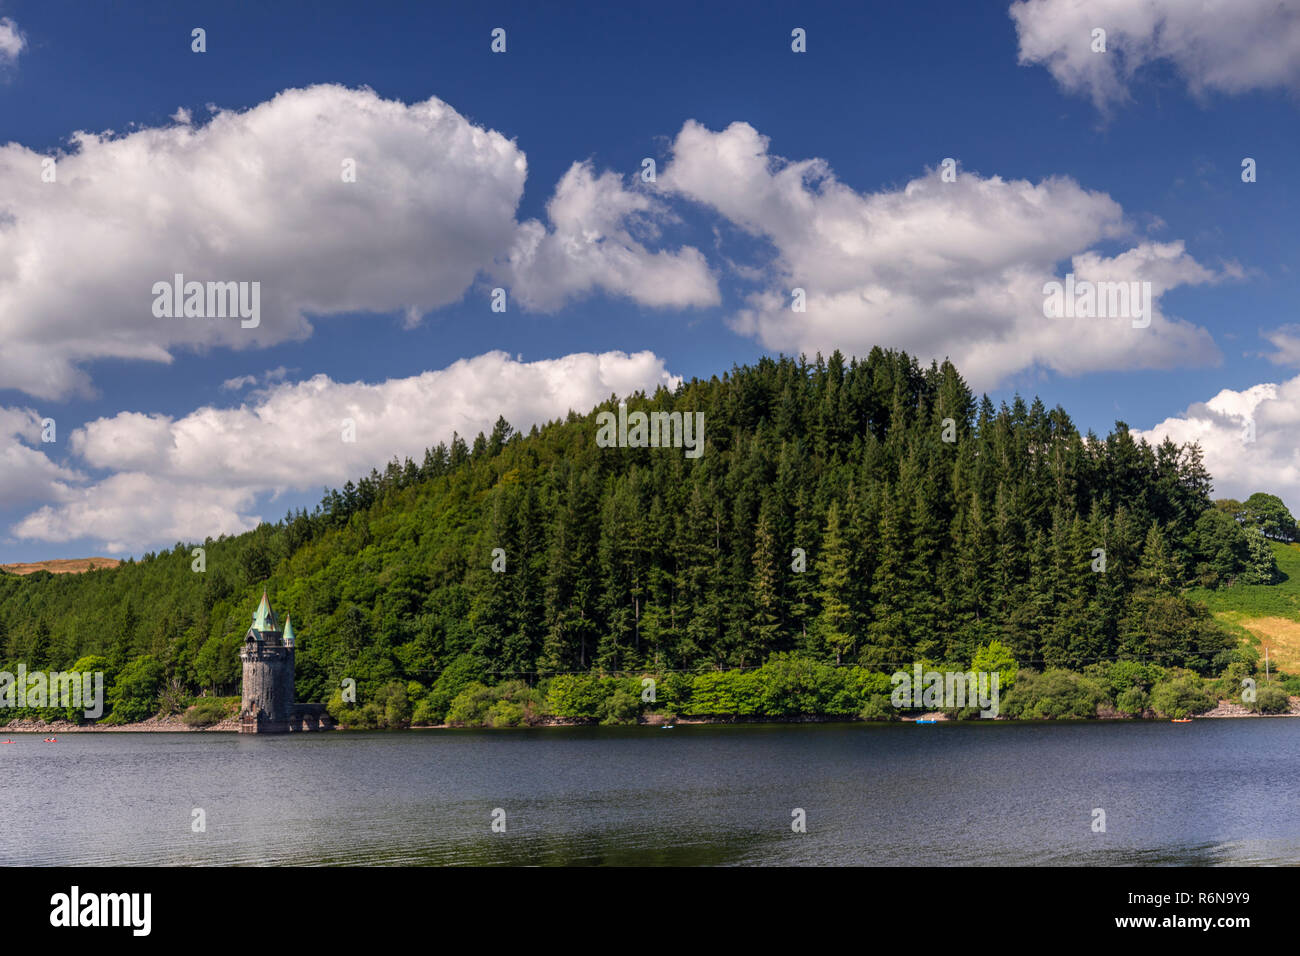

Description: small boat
[915,719,937,724]
[662,724,674,729]
[1171,718,1192,723]
[42,737,57,742]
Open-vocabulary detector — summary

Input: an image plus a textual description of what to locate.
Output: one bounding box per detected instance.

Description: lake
[2,720,1297,866]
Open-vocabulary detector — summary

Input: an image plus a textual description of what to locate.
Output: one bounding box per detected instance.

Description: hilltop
[0,558,121,576]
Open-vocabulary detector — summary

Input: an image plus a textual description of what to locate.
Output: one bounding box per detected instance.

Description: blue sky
[0,0,1298,563]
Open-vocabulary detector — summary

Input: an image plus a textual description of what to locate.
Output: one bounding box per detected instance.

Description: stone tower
[239,591,296,733]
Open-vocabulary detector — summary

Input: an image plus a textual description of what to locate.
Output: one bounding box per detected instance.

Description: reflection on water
[2,720,1297,866]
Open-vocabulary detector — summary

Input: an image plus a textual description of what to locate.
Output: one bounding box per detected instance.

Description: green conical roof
[282,615,295,646]
[252,590,277,633]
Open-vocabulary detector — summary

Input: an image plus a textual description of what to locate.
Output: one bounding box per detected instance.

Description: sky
[0,0,1298,563]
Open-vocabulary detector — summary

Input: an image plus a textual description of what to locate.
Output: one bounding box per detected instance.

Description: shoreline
[3,697,1298,733]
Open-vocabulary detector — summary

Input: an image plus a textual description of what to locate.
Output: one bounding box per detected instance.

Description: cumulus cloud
[1009,0,1300,110]
[11,350,680,552]
[0,408,83,509]
[660,120,1224,388]
[1136,378,1300,515]
[504,161,719,311]
[0,85,712,400]
[0,85,524,399]
[0,17,24,67]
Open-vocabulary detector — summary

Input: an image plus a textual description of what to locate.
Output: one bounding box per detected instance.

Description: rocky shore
[0,713,240,733]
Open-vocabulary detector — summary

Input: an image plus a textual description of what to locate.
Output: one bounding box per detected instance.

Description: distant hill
[0,558,121,576]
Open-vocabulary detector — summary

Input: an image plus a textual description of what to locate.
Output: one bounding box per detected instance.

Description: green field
[1188,541,1300,676]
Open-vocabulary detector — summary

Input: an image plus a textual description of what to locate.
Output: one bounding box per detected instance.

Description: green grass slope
[1188,541,1300,676]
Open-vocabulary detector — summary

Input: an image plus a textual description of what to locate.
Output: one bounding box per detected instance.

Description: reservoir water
[3,720,1297,866]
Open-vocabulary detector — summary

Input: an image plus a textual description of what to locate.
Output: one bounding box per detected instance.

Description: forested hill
[0,348,1281,716]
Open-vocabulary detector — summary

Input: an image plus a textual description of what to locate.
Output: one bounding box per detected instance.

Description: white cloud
[0,85,711,400]
[661,120,1224,389]
[0,17,25,67]
[1261,325,1300,366]
[0,408,83,509]
[11,350,680,552]
[1009,0,1300,110]
[0,85,525,399]
[505,161,719,311]
[1136,378,1300,515]
[221,366,291,391]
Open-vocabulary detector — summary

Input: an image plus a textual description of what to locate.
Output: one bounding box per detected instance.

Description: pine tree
[814,501,854,665]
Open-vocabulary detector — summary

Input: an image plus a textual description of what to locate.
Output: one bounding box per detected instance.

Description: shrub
[1000,668,1108,719]
[1252,682,1292,715]
[418,654,487,725]
[757,656,834,714]
[182,697,235,727]
[546,673,610,719]
[1116,687,1149,717]
[657,672,694,712]
[446,680,543,727]
[858,694,893,720]
[690,670,764,716]
[1209,660,1254,700]
[1280,675,1300,696]
[599,688,640,725]
[325,680,413,729]
[1150,673,1215,718]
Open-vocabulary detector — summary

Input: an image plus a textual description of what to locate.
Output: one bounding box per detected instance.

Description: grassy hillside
[1188,540,1300,677]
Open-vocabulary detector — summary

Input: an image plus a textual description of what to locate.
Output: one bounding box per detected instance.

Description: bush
[599,688,640,725]
[690,670,764,716]
[1000,668,1108,719]
[858,694,893,721]
[416,654,487,725]
[182,697,236,726]
[656,672,694,712]
[1116,687,1149,716]
[1089,660,1166,700]
[1252,682,1292,714]
[759,655,841,715]
[326,680,415,729]
[546,673,611,719]
[1150,673,1215,718]
[1209,660,1253,700]
[446,680,544,727]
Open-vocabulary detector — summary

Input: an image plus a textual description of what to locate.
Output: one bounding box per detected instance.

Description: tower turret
[238,591,296,733]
